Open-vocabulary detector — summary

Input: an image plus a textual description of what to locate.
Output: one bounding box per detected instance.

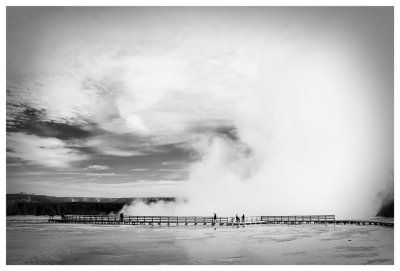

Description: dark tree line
[376,199,394,218]
[7,202,127,216]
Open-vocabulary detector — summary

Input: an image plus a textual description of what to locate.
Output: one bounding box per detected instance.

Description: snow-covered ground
[7,222,393,264]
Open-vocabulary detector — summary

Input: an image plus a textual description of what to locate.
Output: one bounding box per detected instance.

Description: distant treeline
[376,199,394,218]
[6,202,127,216]
[6,193,175,204]
[6,193,177,216]
[7,197,176,216]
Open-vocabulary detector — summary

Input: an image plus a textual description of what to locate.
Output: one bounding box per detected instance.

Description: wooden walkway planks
[43,215,394,227]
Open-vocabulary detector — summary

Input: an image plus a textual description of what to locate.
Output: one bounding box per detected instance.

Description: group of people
[235,214,245,223]
[213,213,246,223]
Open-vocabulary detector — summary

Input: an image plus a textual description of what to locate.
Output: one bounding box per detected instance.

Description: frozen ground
[7,222,393,265]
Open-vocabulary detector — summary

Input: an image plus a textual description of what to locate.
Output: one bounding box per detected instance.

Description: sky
[6,7,393,217]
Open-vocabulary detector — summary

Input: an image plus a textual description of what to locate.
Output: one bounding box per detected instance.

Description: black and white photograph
[5,2,395,266]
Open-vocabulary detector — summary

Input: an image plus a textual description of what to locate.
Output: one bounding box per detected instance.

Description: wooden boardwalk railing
[49,214,334,226]
[53,215,236,226]
[8,214,393,227]
[260,215,336,223]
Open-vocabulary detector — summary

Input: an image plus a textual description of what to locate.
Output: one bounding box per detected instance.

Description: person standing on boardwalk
[236,214,239,223]
[120,212,124,222]
[213,213,217,223]
[242,214,245,222]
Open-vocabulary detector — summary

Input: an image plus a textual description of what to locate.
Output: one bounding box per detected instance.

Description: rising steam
[121,49,393,219]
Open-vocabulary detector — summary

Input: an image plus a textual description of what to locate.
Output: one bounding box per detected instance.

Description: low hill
[6,194,176,216]
[6,194,174,204]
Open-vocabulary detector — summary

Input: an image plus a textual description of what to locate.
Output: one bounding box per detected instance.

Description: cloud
[158,168,187,172]
[100,149,144,157]
[161,161,186,166]
[7,104,92,140]
[7,7,241,145]
[6,163,22,167]
[84,136,146,157]
[6,7,393,217]
[87,165,110,170]
[7,132,86,168]
[131,168,148,171]
[86,172,126,177]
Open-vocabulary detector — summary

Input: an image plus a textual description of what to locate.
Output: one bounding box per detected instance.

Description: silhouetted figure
[242,214,245,222]
[236,214,239,223]
[120,212,124,222]
[214,213,217,222]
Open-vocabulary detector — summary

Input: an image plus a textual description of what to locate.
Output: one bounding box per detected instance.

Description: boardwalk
[41,215,394,227]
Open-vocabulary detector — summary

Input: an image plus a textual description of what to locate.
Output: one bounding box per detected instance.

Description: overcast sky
[6,7,393,216]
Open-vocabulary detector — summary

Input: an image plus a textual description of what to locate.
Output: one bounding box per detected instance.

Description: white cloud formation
[87,165,110,170]
[7,132,86,168]
[86,172,126,177]
[84,137,145,157]
[100,149,144,157]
